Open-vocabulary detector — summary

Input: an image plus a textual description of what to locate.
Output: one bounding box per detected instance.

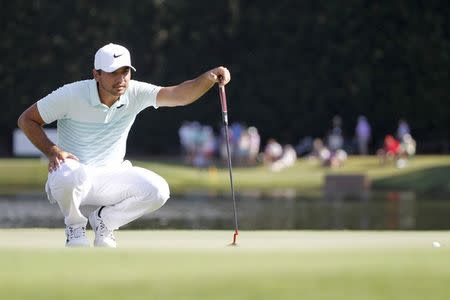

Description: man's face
[94,66,131,98]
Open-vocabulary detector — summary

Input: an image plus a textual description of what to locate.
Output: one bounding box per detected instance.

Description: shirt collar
[114,93,128,108]
[88,79,102,106]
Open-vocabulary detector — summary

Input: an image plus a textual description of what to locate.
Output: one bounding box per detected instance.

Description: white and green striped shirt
[37,79,161,167]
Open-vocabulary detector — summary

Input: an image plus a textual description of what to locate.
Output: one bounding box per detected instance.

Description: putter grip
[219,86,228,113]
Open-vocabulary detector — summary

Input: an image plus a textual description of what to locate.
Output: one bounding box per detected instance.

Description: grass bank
[0,155,449,194]
[0,230,449,300]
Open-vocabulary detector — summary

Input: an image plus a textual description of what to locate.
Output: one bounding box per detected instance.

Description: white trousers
[45,159,170,230]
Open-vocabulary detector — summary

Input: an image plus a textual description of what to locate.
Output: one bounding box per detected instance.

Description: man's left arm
[156,66,230,107]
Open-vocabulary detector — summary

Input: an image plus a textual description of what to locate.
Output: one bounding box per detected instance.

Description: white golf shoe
[65,226,90,247]
[89,207,117,248]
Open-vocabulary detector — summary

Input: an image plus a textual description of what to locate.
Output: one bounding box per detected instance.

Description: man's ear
[93,69,101,81]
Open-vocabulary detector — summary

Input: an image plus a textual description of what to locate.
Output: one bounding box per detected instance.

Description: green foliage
[1,1,449,154]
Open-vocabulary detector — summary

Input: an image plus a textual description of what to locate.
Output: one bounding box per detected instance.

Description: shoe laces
[67,226,86,239]
[96,217,115,241]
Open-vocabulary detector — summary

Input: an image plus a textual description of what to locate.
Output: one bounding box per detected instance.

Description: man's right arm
[18,103,54,156]
[17,103,78,172]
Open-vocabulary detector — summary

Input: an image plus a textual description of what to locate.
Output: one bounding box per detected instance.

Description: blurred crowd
[295,115,416,169]
[178,116,417,171]
[376,119,416,168]
[178,121,261,168]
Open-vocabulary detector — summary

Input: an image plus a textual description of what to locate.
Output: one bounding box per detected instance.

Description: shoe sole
[66,241,90,247]
[93,240,117,248]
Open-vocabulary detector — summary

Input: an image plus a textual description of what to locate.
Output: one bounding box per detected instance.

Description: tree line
[1,0,448,155]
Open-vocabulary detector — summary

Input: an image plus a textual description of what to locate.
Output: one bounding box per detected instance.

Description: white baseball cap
[94,43,136,72]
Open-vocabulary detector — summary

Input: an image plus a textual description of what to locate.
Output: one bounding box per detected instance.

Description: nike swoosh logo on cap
[113,53,123,58]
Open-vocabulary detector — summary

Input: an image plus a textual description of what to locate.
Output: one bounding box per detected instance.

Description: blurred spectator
[377,134,402,165]
[307,137,347,168]
[236,129,251,165]
[321,115,348,168]
[178,121,190,160]
[247,126,261,165]
[178,121,200,164]
[193,125,216,168]
[263,138,283,164]
[328,149,348,168]
[295,136,313,156]
[395,133,417,168]
[327,115,344,151]
[230,122,244,154]
[355,115,371,155]
[308,138,330,162]
[271,144,297,172]
[401,133,416,157]
[396,119,410,142]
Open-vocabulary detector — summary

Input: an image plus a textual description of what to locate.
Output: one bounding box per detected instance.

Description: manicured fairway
[2,155,450,193]
[0,230,449,300]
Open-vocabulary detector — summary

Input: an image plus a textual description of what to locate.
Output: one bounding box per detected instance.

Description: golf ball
[432,241,441,248]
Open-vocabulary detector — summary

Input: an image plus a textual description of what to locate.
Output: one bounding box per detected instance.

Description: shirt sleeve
[36,85,72,124]
[129,80,162,112]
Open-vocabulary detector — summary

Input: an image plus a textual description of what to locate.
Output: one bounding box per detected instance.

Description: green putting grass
[0,230,449,300]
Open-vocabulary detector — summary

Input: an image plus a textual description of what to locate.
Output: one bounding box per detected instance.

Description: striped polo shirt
[37,79,161,167]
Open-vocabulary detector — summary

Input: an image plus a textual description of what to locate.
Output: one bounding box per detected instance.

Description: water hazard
[1,190,449,230]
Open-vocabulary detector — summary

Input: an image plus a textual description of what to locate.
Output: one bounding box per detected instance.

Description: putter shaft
[219,85,239,245]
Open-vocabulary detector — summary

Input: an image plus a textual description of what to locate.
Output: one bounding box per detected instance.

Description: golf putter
[218,77,239,246]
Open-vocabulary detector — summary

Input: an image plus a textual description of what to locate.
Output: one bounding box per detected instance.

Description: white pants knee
[45,159,170,229]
